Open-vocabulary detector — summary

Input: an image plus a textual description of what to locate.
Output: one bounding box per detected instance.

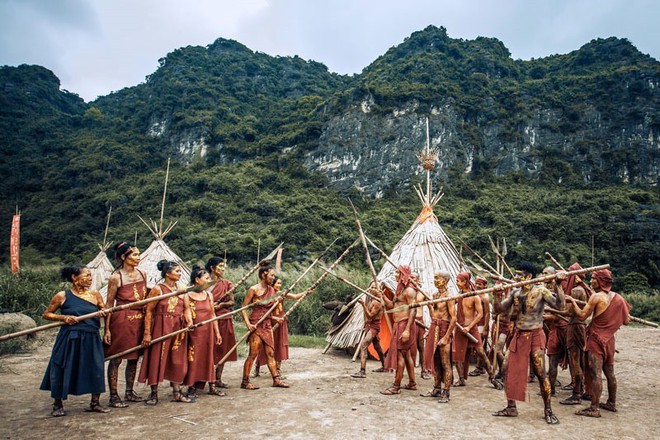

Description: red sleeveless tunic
[249,285,276,349]
[211,279,237,363]
[138,284,189,385]
[184,293,216,387]
[104,270,147,360]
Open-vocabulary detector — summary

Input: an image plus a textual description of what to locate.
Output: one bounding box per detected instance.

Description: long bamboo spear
[489,235,515,277]
[105,295,274,361]
[387,264,610,313]
[349,200,393,332]
[455,237,502,280]
[272,239,360,332]
[0,244,283,343]
[489,268,656,328]
[216,238,338,365]
[319,266,381,304]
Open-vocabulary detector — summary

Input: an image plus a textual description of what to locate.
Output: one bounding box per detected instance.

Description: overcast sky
[1,0,658,102]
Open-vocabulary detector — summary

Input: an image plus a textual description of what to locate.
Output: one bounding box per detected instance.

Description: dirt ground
[0,326,658,440]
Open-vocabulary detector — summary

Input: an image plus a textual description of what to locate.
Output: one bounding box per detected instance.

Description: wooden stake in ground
[348,200,393,332]
[216,238,338,365]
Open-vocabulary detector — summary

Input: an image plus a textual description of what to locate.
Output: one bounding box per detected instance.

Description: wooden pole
[216,238,338,365]
[387,264,611,313]
[272,239,360,331]
[352,331,367,362]
[491,314,500,366]
[319,266,382,305]
[159,158,171,237]
[544,252,596,296]
[0,243,283,343]
[102,206,112,249]
[105,297,269,361]
[349,200,393,332]
[455,323,479,344]
[455,237,501,279]
[488,235,514,277]
[363,234,433,301]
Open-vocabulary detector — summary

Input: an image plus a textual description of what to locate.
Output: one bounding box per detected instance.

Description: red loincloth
[546,319,568,369]
[566,322,586,351]
[384,319,416,371]
[258,306,289,364]
[184,295,216,387]
[585,293,630,365]
[365,313,381,338]
[423,319,450,374]
[504,328,546,401]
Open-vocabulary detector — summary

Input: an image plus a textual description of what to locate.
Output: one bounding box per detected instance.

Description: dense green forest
[0,25,658,300]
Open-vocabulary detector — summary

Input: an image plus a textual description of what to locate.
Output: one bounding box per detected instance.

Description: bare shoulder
[53,290,67,301]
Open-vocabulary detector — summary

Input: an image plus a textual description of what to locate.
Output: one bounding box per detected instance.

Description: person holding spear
[103,242,148,408]
[184,265,223,398]
[420,271,456,403]
[380,265,418,395]
[568,269,631,418]
[240,261,290,389]
[350,283,385,378]
[40,266,109,417]
[206,256,236,390]
[138,260,194,404]
[492,261,563,425]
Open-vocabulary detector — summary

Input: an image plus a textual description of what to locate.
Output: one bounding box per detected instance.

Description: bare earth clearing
[0,326,658,439]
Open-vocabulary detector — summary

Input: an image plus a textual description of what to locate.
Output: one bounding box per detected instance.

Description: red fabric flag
[10,214,20,273]
[275,247,283,274]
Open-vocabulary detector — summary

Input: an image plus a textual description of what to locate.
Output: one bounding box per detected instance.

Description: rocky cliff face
[306,83,659,196]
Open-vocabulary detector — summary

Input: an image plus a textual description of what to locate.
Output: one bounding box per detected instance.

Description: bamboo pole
[105,296,272,361]
[272,239,360,332]
[158,158,171,237]
[0,244,283,343]
[387,264,611,313]
[349,200,393,333]
[216,238,338,365]
[455,237,502,279]
[319,266,382,306]
[455,323,479,344]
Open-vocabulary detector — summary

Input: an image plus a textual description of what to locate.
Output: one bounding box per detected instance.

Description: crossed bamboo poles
[0,244,282,343]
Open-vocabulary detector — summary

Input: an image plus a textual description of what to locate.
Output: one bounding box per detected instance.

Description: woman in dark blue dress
[40,266,109,417]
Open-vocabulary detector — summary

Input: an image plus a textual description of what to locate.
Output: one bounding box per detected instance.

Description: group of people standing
[352,261,631,424]
[39,242,293,417]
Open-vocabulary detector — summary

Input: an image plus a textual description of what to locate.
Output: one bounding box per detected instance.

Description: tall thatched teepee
[87,207,114,291]
[325,119,468,352]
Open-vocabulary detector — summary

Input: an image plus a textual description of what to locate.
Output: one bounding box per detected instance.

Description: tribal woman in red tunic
[206,257,236,389]
[184,266,223,398]
[240,261,289,389]
[138,260,193,404]
[103,242,148,408]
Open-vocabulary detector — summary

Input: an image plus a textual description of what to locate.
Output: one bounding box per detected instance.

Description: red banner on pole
[10,214,20,273]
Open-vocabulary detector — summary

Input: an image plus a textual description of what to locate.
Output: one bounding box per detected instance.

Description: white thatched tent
[88,207,114,292]
[325,120,468,351]
[138,238,191,289]
[87,245,114,291]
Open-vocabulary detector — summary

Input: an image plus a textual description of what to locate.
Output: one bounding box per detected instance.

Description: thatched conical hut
[87,244,114,291]
[325,119,468,354]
